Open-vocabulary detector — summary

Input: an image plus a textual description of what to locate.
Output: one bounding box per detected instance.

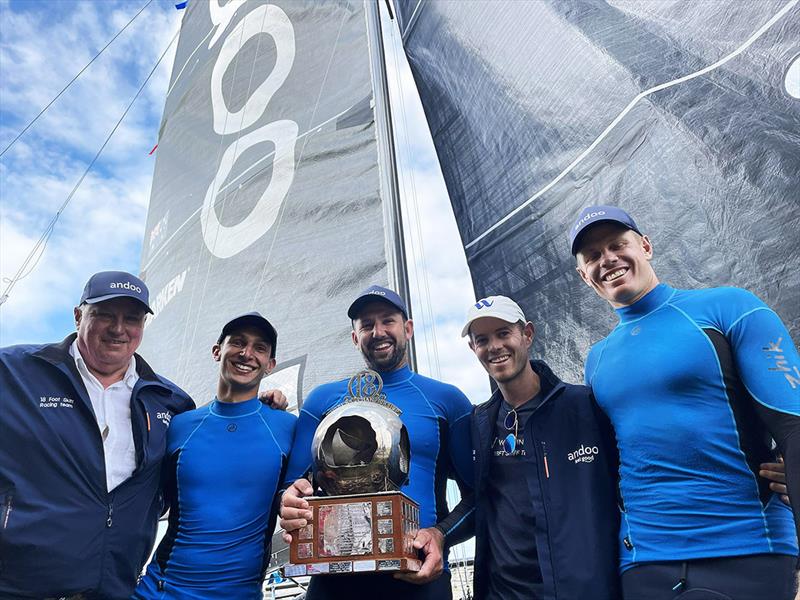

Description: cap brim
[347,296,406,319]
[84,293,153,314]
[571,219,637,255]
[218,315,278,350]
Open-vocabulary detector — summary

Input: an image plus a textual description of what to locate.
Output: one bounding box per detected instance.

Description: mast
[365,0,417,370]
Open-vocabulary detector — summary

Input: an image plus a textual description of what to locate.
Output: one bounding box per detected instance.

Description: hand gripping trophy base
[284,370,421,576]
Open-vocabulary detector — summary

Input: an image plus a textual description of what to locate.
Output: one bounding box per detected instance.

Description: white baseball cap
[461,295,526,337]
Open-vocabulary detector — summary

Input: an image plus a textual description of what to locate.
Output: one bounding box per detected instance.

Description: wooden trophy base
[283,490,421,577]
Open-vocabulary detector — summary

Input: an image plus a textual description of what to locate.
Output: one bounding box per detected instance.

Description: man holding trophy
[280,285,474,599]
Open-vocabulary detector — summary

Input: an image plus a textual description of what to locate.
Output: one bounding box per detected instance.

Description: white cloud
[0,0,181,346]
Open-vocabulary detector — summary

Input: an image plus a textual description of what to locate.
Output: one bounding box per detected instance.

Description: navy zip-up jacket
[471,360,621,600]
[0,334,194,599]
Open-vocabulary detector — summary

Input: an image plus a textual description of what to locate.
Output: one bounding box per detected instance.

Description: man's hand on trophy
[279,478,314,543]
[393,527,444,585]
[258,388,289,410]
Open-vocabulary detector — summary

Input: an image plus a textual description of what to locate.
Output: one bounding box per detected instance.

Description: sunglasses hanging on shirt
[503,408,518,454]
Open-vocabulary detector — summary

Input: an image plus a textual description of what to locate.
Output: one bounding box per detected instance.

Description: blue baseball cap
[80,270,153,314]
[570,205,642,255]
[347,285,408,319]
[217,312,277,358]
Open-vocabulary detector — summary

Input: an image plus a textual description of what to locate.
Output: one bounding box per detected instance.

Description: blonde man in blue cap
[571,206,799,599]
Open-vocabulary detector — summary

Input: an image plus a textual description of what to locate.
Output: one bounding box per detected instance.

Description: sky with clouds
[0,0,491,404]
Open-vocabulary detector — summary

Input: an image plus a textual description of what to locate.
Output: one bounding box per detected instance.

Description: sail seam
[463,0,798,251]
[401,0,425,41]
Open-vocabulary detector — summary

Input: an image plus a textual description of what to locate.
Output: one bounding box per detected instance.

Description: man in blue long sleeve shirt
[135,312,296,599]
[571,205,799,600]
[279,285,474,600]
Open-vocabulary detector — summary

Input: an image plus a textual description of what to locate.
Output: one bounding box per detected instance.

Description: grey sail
[140,0,394,411]
[394,0,800,383]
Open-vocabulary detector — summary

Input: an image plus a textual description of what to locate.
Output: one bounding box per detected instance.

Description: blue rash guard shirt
[285,364,475,555]
[134,397,296,599]
[585,283,800,571]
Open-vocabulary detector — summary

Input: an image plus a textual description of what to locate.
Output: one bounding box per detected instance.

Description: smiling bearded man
[278,285,474,600]
[572,205,800,600]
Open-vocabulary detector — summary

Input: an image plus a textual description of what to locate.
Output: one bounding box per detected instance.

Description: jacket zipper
[541,441,550,479]
[530,418,558,595]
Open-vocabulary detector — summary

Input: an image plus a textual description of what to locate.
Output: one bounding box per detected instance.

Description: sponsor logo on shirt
[763,337,800,389]
[39,396,75,409]
[568,444,599,464]
[156,411,172,426]
[491,434,526,457]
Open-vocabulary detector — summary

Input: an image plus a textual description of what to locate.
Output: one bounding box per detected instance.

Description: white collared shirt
[70,340,139,492]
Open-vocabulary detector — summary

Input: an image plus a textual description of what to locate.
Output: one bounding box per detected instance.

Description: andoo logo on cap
[110,281,143,293]
[475,299,493,309]
[574,210,606,232]
[368,290,386,296]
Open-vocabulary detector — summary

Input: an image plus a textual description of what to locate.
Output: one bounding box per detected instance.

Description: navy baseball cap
[80,271,153,314]
[217,312,277,358]
[347,285,408,319]
[570,205,642,255]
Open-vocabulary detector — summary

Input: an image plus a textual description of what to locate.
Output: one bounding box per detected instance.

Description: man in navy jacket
[0,271,195,599]
[463,295,621,600]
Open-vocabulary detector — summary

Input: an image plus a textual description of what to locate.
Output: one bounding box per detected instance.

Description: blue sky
[0,0,490,404]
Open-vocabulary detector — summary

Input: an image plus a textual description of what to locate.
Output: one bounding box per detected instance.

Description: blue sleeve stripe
[257,410,287,459]
[299,408,321,422]
[408,379,439,418]
[178,412,211,451]
[724,306,772,337]
[741,382,800,417]
[451,411,470,425]
[443,506,474,534]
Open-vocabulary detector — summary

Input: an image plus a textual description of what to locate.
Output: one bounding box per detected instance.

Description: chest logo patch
[568,444,599,464]
[39,396,75,409]
[227,423,238,432]
[630,326,641,336]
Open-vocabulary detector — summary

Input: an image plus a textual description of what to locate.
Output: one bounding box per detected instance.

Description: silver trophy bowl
[312,399,411,496]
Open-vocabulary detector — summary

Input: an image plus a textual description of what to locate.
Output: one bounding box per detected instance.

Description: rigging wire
[0,26,180,308]
[386,8,472,597]
[0,0,154,159]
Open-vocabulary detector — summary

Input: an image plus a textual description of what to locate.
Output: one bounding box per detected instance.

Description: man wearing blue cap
[0,271,195,599]
[135,312,296,599]
[278,285,474,600]
[570,206,800,599]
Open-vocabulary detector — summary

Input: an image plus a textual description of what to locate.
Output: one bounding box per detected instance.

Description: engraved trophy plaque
[284,370,421,576]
